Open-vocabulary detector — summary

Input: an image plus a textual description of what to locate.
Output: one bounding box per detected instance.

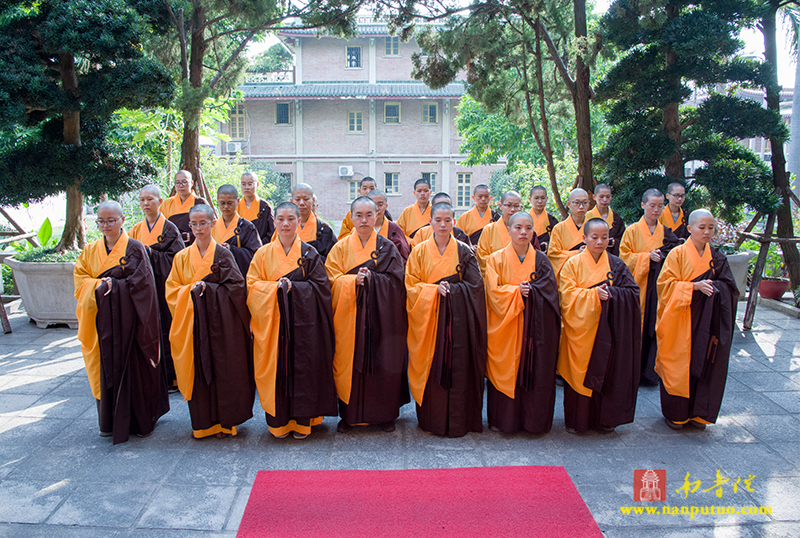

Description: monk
[548,188,590,280]
[159,170,208,245]
[128,184,186,393]
[212,184,262,278]
[656,209,738,430]
[484,211,561,434]
[411,192,472,249]
[658,182,689,240]
[586,183,625,256]
[396,178,432,242]
[326,196,408,433]
[238,171,275,244]
[476,191,539,275]
[74,201,169,444]
[406,202,486,437]
[273,183,336,261]
[558,218,641,433]
[456,183,500,245]
[528,185,559,251]
[247,202,338,439]
[165,204,255,439]
[338,177,393,239]
[366,189,410,262]
[619,189,680,386]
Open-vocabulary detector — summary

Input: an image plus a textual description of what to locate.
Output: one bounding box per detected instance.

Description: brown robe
[220,217,263,278]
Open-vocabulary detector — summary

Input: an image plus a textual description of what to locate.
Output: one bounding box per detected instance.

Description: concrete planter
[726,250,755,301]
[759,277,791,301]
[5,257,78,329]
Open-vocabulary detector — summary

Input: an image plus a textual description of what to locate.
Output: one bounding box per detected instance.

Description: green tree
[249,43,293,72]
[0,0,174,250]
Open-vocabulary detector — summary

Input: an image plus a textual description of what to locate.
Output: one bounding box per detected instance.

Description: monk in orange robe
[558,218,641,433]
[656,209,738,430]
[75,201,168,444]
[165,204,255,439]
[585,183,625,256]
[212,184,262,278]
[338,177,393,239]
[619,188,680,386]
[238,171,274,244]
[411,193,472,250]
[247,202,337,439]
[396,178,432,242]
[528,185,559,251]
[477,191,540,275]
[406,202,486,437]
[548,188,590,280]
[484,211,560,434]
[272,183,336,260]
[128,185,185,393]
[456,183,499,245]
[658,182,689,240]
[159,170,208,245]
[366,189,409,262]
[326,196,408,433]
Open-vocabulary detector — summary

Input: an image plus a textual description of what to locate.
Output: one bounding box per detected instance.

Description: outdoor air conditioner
[227,142,242,153]
[339,165,354,177]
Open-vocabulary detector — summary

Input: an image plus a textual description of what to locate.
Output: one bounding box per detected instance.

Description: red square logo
[633,469,666,502]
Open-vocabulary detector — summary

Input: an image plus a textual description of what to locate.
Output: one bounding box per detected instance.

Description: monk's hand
[101,277,113,295]
[221,243,230,250]
[194,281,206,296]
[579,245,586,252]
[649,249,662,262]
[356,267,369,286]
[438,281,450,296]
[694,279,715,296]
[279,277,292,292]
[597,283,610,301]
[519,281,531,298]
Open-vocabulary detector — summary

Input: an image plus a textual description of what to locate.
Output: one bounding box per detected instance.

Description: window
[422,102,438,124]
[385,172,399,194]
[348,111,363,133]
[229,104,246,140]
[349,181,358,201]
[275,102,291,125]
[456,173,472,208]
[421,172,437,192]
[384,102,401,124]
[385,36,399,56]
[279,172,292,185]
[346,46,362,68]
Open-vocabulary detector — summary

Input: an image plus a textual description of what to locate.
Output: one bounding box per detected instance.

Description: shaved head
[97,200,123,217]
[688,208,714,226]
[367,189,387,202]
[431,202,455,218]
[509,211,534,227]
[351,196,377,214]
[472,184,490,195]
[140,184,161,198]
[568,188,589,203]
[189,204,215,221]
[292,183,314,197]
[175,170,192,182]
[217,184,239,198]
[642,188,663,204]
[594,183,612,195]
[529,185,547,197]
[667,182,685,194]
[432,192,451,204]
[500,191,522,204]
[584,217,610,235]
[275,201,300,218]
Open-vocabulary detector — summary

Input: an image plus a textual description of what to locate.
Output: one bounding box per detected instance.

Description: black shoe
[337,420,352,433]
[379,421,395,433]
[664,418,684,431]
[136,430,153,438]
[168,385,180,394]
[687,420,707,430]
[566,427,579,434]
[598,426,615,433]
[99,431,112,437]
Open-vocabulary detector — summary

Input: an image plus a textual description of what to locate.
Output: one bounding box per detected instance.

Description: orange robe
[585,206,625,256]
[160,191,206,244]
[396,202,432,242]
[547,217,586,280]
[238,196,274,244]
[658,206,689,239]
[338,211,355,240]
[476,220,511,275]
[530,210,558,246]
[457,206,499,244]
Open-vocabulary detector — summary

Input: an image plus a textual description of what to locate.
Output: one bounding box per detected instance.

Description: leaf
[37,217,52,246]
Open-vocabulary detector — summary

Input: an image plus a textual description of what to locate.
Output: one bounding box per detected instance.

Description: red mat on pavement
[237,466,603,537]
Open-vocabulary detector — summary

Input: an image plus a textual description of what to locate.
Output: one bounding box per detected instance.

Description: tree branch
[209,30,257,89]
[164,1,189,80]
[536,19,576,96]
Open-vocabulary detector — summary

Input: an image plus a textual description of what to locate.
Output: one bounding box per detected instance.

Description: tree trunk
[56,54,86,251]
[662,4,684,180]
[573,0,593,191]
[763,4,800,293]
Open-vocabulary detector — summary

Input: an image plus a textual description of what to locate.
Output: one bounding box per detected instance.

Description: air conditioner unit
[339,165,354,177]
[227,142,242,153]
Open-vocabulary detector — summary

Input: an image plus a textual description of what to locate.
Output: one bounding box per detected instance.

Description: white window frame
[349,180,358,201]
[384,102,401,124]
[348,111,364,133]
[422,102,438,124]
[384,172,399,194]
[421,172,437,192]
[275,102,292,125]
[346,46,362,69]
[456,172,472,208]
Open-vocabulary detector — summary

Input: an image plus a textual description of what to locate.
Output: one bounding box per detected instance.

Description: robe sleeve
[338,212,354,240]
[325,244,359,404]
[126,243,161,368]
[476,226,494,275]
[619,227,651,289]
[74,248,103,399]
[405,248,441,405]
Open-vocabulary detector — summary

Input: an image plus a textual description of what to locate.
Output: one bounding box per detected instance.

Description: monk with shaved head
[160,170,208,245]
[278,183,336,260]
[547,188,590,281]
[476,190,540,275]
[212,184,262,278]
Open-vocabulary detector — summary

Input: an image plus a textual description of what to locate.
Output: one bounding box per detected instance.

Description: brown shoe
[379,421,395,433]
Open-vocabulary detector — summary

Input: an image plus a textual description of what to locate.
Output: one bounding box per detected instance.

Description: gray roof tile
[241,82,466,99]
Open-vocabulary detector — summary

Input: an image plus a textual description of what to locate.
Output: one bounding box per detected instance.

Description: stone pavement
[0,303,798,537]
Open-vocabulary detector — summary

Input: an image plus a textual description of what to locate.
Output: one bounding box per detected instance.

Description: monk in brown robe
[75,201,169,444]
[619,189,680,386]
[238,171,275,244]
[273,183,336,260]
[406,202,486,437]
[159,170,208,245]
[548,188,590,281]
[411,193,472,249]
[128,184,185,393]
[165,204,255,439]
[558,218,641,434]
[585,183,625,256]
[326,196,408,433]
[396,178,432,242]
[656,209,738,430]
[477,191,540,275]
[366,189,410,262]
[658,182,689,240]
[456,183,500,245]
[528,185,559,251]
[247,202,338,439]
[212,184,262,278]
[485,211,561,434]
[339,177,393,239]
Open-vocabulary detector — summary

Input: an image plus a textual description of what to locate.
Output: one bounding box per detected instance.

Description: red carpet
[237,466,602,537]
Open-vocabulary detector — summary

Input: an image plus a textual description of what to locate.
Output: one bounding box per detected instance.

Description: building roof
[241,82,465,100]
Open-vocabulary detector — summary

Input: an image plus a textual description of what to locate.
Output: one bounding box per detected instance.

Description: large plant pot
[726,250,755,301]
[759,277,791,301]
[5,257,78,329]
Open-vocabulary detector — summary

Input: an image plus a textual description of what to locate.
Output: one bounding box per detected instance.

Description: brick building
[220,19,505,224]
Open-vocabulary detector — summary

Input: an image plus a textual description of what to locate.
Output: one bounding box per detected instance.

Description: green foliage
[1,264,12,293]
[12,247,81,263]
[488,159,579,215]
[248,44,293,72]
[741,239,786,278]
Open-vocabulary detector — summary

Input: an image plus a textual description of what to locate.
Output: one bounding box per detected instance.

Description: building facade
[221,20,505,222]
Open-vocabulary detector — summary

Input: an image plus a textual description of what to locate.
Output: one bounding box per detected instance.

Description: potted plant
[754,243,790,300]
